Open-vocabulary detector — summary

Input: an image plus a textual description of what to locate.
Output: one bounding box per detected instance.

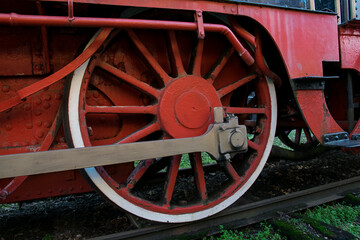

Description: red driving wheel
[66,26,277,222]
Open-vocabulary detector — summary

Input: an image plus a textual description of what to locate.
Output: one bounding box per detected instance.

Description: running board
[0,108,248,179]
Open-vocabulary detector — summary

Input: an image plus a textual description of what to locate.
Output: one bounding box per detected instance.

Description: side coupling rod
[0,108,247,179]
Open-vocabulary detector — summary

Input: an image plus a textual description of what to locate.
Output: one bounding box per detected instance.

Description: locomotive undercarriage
[0,1,358,223]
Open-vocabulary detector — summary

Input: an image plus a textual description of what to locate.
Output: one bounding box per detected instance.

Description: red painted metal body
[0,0,358,221]
[339,21,360,73]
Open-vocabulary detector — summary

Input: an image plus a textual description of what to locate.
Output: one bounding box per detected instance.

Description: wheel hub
[159,76,222,138]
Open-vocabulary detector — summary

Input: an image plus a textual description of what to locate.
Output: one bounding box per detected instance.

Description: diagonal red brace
[0,28,112,113]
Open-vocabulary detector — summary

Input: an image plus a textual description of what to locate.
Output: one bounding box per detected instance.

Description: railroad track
[89,176,360,240]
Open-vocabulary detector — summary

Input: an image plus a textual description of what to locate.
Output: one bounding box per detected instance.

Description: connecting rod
[0,108,247,179]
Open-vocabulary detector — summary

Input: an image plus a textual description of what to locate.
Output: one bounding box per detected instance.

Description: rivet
[35,120,42,126]
[43,102,50,109]
[44,121,51,128]
[36,130,44,138]
[2,85,10,93]
[34,98,42,105]
[35,64,43,71]
[5,124,12,131]
[25,122,33,129]
[23,103,32,111]
[55,93,62,100]
[43,94,51,101]
[34,109,42,116]
[231,7,236,12]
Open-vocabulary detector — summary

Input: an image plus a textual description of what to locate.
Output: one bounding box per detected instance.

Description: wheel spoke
[168,31,186,77]
[244,120,256,127]
[190,153,207,200]
[295,129,301,144]
[97,61,159,98]
[127,30,172,85]
[85,104,157,115]
[223,160,240,182]
[225,107,266,115]
[247,139,259,151]
[124,159,155,190]
[205,47,235,83]
[304,128,312,143]
[117,122,160,144]
[217,73,257,98]
[189,39,204,76]
[163,155,181,206]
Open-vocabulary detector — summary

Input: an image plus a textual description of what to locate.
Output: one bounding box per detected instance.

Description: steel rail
[89,176,360,240]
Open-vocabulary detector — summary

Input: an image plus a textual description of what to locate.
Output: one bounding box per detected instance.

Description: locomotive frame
[0,0,359,223]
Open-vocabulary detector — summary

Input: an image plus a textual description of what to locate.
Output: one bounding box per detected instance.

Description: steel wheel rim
[67,27,277,222]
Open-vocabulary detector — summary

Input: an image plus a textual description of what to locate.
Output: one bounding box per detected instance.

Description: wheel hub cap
[159,76,221,138]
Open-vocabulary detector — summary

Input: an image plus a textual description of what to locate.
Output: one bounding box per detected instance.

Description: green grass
[273,137,292,150]
[305,203,360,237]
[204,201,360,240]
[42,234,55,240]
[180,152,216,169]
[204,223,285,240]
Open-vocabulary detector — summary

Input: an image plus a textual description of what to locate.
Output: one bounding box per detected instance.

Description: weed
[204,224,284,240]
[42,234,55,240]
[305,204,360,237]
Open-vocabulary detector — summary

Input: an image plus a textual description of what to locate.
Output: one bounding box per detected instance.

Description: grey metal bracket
[292,76,338,90]
[0,107,248,179]
[352,133,360,140]
[323,132,360,147]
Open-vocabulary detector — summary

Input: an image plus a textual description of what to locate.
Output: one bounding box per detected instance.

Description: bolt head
[230,131,245,149]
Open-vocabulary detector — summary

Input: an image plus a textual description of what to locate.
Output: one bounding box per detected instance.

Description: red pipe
[228,16,256,46]
[229,17,282,87]
[0,13,254,66]
[254,30,282,87]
